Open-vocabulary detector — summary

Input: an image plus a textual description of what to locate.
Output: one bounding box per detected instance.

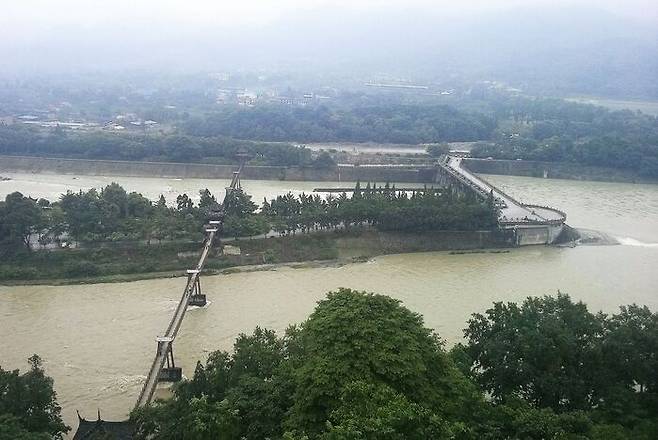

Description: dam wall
[0,155,436,183]
[512,224,565,246]
[462,158,657,184]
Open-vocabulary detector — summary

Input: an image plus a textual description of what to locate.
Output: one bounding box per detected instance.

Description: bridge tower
[226,149,251,196]
[187,269,206,307]
[156,337,182,382]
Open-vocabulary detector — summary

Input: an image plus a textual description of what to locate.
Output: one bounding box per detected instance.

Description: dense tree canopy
[1,182,496,260]
[0,192,42,249]
[131,291,658,439]
[2,92,656,176]
[461,293,658,438]
[263,185,497,236]
[470,97,658,177]
[0,125,312,166]
[0,355,69,440]
[464,293,605,410]
[131,289,482,439]
[184,104,496,144]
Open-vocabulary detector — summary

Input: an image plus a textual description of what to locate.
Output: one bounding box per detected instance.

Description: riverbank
[0,155,435,183]
[0,229,514,285]
[3,154,656,186]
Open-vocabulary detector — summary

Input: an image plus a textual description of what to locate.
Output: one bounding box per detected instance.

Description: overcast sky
[1,0,656,74]
[2,0,656,36]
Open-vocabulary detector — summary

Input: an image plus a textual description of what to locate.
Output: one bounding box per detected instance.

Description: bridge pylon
[187,269,206,307]
[226,149,251,196]
[156,337,182,382]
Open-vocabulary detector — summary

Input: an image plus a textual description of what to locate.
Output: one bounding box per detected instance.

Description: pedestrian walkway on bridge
[444,156,564,224]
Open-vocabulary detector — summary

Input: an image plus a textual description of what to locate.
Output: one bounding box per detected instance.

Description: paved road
[445,156,563,223]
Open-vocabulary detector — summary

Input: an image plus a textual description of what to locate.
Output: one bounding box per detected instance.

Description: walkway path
[445,156,563,223]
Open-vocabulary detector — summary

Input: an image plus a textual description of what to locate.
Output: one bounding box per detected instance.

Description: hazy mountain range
[1,2,656,99]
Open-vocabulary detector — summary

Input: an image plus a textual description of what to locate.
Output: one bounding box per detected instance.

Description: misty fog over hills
[1,3,656,99]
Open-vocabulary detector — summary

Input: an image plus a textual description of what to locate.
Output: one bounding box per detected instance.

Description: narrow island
[0,180,510,285]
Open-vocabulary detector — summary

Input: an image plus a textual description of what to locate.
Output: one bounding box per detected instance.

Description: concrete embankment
[1,229,516,285]
[0,155,436,183]
[332,229,516,257]
[463,158,657,184]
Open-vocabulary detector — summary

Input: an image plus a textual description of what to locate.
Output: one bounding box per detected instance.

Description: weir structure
[436,155,567,245]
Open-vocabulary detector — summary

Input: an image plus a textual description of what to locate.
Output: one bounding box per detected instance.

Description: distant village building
[237,92,257,106]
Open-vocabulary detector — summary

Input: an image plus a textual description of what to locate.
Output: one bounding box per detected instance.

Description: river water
[1,173,657,432]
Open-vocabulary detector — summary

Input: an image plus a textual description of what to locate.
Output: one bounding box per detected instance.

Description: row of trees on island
[8,291,656,439]
[0,182,497,254]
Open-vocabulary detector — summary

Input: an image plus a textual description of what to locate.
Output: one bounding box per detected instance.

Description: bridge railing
[436,160,491,200]
[444,156,567,226]
[459,162,527,208]
[524,204,567,224]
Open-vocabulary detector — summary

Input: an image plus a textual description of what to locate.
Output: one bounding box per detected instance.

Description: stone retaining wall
[463,158,657,184]
[0,155,437,183]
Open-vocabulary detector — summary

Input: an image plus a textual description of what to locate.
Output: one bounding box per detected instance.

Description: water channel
[1,172,657,432]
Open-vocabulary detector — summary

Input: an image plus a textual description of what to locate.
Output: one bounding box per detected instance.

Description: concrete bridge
[437,155,567,245]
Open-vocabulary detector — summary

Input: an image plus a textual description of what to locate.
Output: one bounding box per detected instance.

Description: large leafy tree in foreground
[132,289,480,439]
[0,355,69,440]
[464,293,605,411]
[132,291,658,439]
[462,293,658,438]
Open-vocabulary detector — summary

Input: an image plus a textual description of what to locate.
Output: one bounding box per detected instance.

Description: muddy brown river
[1,172,657,433]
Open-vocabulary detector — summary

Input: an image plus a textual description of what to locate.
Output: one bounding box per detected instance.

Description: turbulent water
[1,172,658,433]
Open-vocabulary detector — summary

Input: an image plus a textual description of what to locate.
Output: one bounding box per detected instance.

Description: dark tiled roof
[73,412,134,440]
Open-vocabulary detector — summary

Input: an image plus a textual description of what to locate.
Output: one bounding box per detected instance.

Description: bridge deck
[134,229,217,409]
[445,156,563,223]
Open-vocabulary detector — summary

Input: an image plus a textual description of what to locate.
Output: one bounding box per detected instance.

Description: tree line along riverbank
[0,183,500,284]
[2,92,657,180]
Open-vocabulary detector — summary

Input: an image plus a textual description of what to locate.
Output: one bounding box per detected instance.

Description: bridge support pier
[156,338,182,382]
[187,270,206,307]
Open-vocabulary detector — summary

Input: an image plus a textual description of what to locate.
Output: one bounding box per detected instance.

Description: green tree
[321,381,453,439]
[0,192,42,250]
[426,143,450,157]
[284,288,479,435]
[0,355,69,439]
[602,304,658,394]
[100,182,129,218]
[198,188,217,210]
[156,194,167,209]
[463,293,605,411]
[223,189,257,218]
[176,194,194,212]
